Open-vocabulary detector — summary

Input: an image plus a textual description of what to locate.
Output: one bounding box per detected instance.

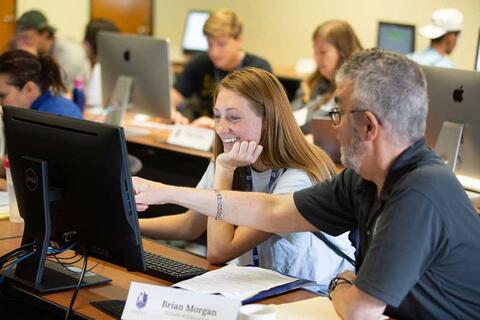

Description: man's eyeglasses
[328,107,368,126]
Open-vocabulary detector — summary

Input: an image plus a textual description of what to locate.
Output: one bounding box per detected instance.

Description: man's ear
[362,111,380,142]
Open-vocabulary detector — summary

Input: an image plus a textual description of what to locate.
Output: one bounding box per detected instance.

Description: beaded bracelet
[214,189,224,220]
[328,276,353,300]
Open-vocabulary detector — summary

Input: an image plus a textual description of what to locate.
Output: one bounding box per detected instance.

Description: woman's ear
[22,81,40,103]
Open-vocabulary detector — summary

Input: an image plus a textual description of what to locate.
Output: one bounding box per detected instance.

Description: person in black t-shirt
[133,49,480,319]
[171,9,271,127]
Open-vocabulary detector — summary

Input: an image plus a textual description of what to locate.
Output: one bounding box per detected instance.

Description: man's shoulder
[393,157,467,212]
[243,53,272,71]
[187,52,213,67]
[400,158,454,189]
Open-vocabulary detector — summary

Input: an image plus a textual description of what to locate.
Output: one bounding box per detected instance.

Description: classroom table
[0,221,317,319]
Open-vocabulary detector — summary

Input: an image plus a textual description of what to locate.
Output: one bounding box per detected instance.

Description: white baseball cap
[420,8,463,39]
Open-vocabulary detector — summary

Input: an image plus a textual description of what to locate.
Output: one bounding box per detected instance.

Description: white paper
[293,107,309,127]
[122,282,241,320]
[174,265,296,300]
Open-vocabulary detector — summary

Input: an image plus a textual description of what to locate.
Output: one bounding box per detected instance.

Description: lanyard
[245,166,283,266]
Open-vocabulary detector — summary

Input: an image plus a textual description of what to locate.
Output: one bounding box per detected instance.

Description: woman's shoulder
[273,168,315,194]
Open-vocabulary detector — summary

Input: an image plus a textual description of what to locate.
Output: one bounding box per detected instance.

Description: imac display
[377,22,415,54]
[181,10,210,54]
[3,106,144,292]
[98,31,172,120]
[422,66,480,189]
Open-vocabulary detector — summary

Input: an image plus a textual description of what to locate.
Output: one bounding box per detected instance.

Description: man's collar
[380,138,427,198]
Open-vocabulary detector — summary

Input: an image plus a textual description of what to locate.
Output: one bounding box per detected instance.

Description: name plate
[122,282,241,320]
[167,125,214,151]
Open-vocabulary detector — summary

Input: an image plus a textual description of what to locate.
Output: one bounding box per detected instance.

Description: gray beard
[340,130,366,173]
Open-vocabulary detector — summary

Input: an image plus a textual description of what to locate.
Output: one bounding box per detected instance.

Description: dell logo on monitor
[453,86,464,103]
[25,168,38,191]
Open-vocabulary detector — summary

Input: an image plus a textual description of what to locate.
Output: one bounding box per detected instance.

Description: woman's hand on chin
[216,141,263,172]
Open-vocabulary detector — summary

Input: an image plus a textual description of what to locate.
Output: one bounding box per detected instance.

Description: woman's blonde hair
[213,67,336,190]
[302,20,363,104]
[203,9,242,39]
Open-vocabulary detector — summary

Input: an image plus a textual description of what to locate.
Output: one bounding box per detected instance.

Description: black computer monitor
[181,10,210,54]
[377,21,415,54]
[422,66,480,190]
[475,28,480,71]
[3,106,144,293]
[98,31,172,121]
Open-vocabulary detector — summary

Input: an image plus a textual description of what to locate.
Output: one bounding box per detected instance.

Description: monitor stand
[104,75,133,126]
[6,156,111,293]
[433,121,464,172]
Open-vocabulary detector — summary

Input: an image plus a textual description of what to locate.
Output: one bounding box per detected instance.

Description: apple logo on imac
[453,85,464,103]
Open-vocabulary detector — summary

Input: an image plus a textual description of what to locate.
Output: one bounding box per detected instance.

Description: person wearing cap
[14,10,90,90]
[408,8,463,68]
[172,9,272,127]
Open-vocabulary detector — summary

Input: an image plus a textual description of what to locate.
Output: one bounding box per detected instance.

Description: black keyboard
[91,300,125,319]
[142,251,208,283]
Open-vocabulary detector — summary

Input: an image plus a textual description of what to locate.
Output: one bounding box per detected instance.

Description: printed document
[174,265,296,300]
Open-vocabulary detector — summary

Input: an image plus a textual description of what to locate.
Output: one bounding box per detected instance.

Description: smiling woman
[135,67,356,293]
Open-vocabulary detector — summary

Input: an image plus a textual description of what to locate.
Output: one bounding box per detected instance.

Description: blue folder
[240,265,316,305]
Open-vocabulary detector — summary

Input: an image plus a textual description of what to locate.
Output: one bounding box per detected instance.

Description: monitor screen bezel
[377,21,416,54]
[181,10,211,55]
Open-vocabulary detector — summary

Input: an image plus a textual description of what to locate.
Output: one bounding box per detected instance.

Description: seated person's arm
[139,209,207,241]
[133,174,318,234]
[207,141,271,263]
[170,88,189,124]
[330,271,386,320]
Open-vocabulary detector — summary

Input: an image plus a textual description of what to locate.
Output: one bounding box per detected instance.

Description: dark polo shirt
[294,138,480,319]
[174,52,271,118]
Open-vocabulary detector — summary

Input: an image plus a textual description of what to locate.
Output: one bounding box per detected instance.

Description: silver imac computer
[181,10,210,54]
[377,22,415,54]
[475,28,480,71]
[422,66,480,191]
[98,31,172,123]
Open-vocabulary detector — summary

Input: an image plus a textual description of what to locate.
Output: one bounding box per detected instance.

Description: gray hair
[336,48,428,146]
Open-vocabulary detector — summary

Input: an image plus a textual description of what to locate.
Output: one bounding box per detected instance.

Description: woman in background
[292,20,362,132]
[134,67,355,293]
[82,19,120,109]
[0,49,82,118]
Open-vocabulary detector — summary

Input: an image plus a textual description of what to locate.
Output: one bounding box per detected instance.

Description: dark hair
[431,31,460,45]
[84,19,120,56]
[0,49,67,94]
